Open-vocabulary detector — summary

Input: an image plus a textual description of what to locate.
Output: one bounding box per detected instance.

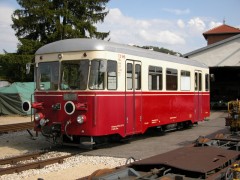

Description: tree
[12,0,110,54]
[0,54,34,82]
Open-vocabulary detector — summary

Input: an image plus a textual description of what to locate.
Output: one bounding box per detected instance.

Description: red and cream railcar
[23,38,210,146]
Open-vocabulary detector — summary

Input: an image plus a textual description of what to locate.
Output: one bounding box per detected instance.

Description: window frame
[135,63,141,90]
[88,59,107,90]
[60,59,89,90]
[180,70,191,91]
[107,60,118,90]
[205,73,210,91]
[166,68,178,91]
[148,65,163,90]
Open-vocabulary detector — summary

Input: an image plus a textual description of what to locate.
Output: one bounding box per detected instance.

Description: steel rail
[0,122,34,133]
[0,154,72,175]
[0,151,45,165]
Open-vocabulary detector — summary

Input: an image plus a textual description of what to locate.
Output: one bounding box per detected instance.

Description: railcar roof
[36,38,207,68]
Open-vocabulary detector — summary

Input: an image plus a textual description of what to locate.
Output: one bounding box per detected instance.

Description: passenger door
[194,71,203,122]
[125,60,142,135]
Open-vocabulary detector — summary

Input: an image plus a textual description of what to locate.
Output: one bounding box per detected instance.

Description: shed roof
[203,24,240,39]
[184,34,240,58]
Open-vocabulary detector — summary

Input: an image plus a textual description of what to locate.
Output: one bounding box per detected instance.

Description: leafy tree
[12,0,110,54]
[17,39,43,55]
[0,54,34,82]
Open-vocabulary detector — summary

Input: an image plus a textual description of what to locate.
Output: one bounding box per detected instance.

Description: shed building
[184,24,240,109]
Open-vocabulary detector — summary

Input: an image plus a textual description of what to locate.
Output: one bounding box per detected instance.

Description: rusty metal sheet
[132,146,240,174]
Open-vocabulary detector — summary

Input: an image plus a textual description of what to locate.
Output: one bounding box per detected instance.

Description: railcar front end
[23,52,126,147]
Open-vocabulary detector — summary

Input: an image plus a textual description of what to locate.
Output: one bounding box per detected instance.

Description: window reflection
[61,60,89,90]
[107,61,117,90]
[166,68,178,90]
[37,59,118,91]
[148,66,162,90]
[37,61,59,90]
[89,60,106,90]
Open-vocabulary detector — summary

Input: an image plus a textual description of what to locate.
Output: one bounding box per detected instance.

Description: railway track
[0,122,34,133]
[0,151,73,175]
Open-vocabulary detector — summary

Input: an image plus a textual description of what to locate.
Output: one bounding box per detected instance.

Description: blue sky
[0,0,239,54]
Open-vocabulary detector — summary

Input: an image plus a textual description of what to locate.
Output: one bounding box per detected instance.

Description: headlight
[35,113,44,121]
[77,115,86,124]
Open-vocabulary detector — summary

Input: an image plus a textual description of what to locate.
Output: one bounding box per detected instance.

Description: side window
[199,73,202,91]
[135,64,141,90]
[107,60,117,90]
[205,74,210,91]
[195,72,198,91]
[194,72,202,91]
[148,66,162,90]
[180,70,190,91]
[166,68,178,90]
[127,63,133,90]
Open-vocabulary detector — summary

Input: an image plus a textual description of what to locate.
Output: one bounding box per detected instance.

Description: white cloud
[0,5,18,53]
[163,8,190,15]
[208,21,222,29]
[97,8,186,50]
[0,5,14,24]
[98,10,230,53]
[139,30,185,45]
[187,17,206,35]
[177,19,185,29]
[104,8,135,27]
[0,5,225,54]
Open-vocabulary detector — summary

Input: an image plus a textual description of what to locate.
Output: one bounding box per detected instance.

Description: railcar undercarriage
[39,120,194,149]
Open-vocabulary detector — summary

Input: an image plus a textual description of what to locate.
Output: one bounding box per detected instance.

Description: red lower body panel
[33,91,210,138]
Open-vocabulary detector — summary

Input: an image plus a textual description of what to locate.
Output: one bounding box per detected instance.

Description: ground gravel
[0,153,126,180]
[0,129,126,180]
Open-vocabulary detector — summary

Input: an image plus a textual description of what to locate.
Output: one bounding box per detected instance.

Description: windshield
[37,62,59,90]
[36,59,116,91]
[61,60,89,90]
[89,60,107,90]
